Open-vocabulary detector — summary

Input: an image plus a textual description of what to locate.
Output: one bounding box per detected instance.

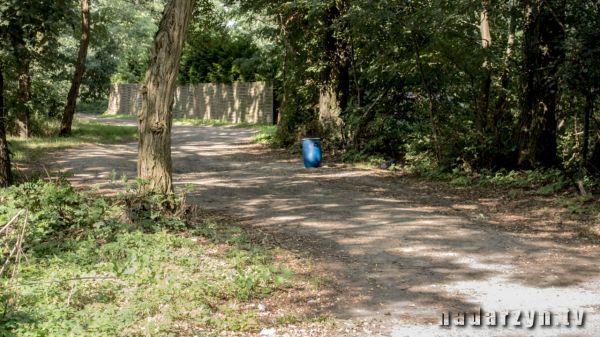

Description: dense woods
[242,0,599,174]
[2,1,600,335]
[0,0,599,189]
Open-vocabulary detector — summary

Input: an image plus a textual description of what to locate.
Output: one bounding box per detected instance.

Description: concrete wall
[108,82,273,124]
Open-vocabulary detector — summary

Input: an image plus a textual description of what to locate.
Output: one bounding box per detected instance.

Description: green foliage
[238,0,599,185]
[2,0,599,186]
[77,99,109,114]
[0,0,79,132]
[249,125,276,144]
[100,0,164,84]
[81,38,119,101]
[180,33,273,84]
[416,168,571,196]
[0,180,294,336]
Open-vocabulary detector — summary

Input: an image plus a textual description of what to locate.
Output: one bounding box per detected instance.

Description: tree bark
[582,93,594,168]
[319,0,349,140]
[476,0,493,165]
[59,0,91,137]
[14,41,30,139]
[495,0,517,118]
[414,45,441,163]
[589,132,600,176]
[518,0,565,168]
[137,0,195,195]
[485,0,519,167]
[0,67,12,187]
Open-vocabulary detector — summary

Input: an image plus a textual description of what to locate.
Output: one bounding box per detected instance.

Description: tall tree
[0,0,70,138]
[318,0,350,140]
[11,31,30,139]
[138,0,195,195]
[495,0,518,116]
[564,1,600,172]
[518,0,566,168]
[476,0,492,134]
[0,66,11,187]
[59,0,91,137]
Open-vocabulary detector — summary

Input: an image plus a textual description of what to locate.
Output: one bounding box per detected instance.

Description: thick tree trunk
[137,0,195,195]
[59,0,91,137]
[518,0,565,168]
[15,41,30,139]
[319,0,349,140]
[0,67,12,187]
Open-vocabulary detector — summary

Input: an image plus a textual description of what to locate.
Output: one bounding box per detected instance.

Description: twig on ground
[0,210,24,236]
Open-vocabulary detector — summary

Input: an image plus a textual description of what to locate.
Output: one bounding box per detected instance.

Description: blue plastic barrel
[302,138,322,168]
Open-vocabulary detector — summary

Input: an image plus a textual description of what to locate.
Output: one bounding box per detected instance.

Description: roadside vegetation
[1,117,330,336]
[0,178,328,336]
[9,120,137,163]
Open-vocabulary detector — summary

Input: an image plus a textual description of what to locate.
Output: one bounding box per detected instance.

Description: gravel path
[52,114,600,336]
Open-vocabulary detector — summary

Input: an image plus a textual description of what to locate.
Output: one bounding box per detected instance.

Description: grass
[0,180,300,336]
[248,124,277,144]
[99,113,136,121]
[99,113,277,144]
[9,121,138,162]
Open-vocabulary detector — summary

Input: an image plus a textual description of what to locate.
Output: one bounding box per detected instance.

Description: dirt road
[52,115,600,336]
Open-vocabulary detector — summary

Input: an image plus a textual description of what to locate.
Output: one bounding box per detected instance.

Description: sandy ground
[49,115,600,337]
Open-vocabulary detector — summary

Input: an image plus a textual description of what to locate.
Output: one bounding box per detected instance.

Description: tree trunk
[485,0,519,167]
[476,0,493,165]
[14,41,30,139]
[0,67,12,187]
[589,133,600,176]
[495,0,517,118]
[582,93,594,167]
[518,0,565,168]
[137,0,195,195]
[319,0,349,140]
[414,45,441,163]
[59,0,91,137]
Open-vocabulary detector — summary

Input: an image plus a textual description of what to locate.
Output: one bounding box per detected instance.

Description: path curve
[51,115,600,337]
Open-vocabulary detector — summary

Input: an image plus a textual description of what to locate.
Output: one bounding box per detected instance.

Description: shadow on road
[52,117,600,334]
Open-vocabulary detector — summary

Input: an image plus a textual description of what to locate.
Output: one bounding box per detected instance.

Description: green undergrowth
[0,180,294,336]
[9,121,138,162]
[342,151,597,197]
[423,168,572,193]
[77,100,109,114]
[248,125,277,144]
